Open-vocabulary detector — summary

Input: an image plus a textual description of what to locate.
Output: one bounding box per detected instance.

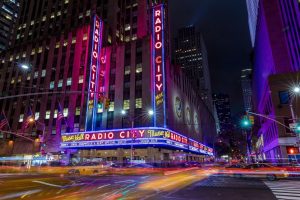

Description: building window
[135,98,142,109]
[123,100,130,110]
[136,63,142,73]
[41,69,46,77]
[49,81,54,89]
[79,75,84,83]
[45,111,51,119]
[34,71,39,78]
[58,80,63,88]
[278,91,290,104]
[124,65,130,75]
[67,77,72,86]
[109,101,114,112]
[63,108,68,116]
[76,107,80,115]
[35,112,39,120]
[19,114,24,122]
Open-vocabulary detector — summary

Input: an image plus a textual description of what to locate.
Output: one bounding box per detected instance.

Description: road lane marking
[0,189,41,200]
[114,180,135,183]
[97,184,111,189]
[32,180,62,188]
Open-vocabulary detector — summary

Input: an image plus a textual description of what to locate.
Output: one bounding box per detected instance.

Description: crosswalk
[264,180,300,200]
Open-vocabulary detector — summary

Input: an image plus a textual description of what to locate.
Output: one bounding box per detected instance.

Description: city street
[1,169,297,200]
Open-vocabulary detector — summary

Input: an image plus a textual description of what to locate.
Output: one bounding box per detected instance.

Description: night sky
[169,0,252,116]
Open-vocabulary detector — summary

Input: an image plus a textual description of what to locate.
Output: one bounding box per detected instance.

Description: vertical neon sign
[152,4,166,127]
[86,15,103,131]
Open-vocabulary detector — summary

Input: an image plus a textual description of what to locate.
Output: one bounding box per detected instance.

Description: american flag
[57,103,65,121]
[22,109,33,130]
[0,112,8,130]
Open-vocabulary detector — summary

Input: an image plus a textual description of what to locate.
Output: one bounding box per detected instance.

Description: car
[225,163,288,181]
[67,169,80,175]
[225,164,246,169]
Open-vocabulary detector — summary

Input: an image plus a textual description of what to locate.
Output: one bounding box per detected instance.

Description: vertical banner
[152,4,166,127]
[86,15,103,131]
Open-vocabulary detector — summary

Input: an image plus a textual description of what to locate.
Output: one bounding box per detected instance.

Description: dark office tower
[0,0,19,52]
[212,94,233,134]
[0,0,215,163]
[174,26,213,111]
[241,68,253,112]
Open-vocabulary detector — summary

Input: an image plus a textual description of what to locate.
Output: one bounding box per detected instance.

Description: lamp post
[121,109,154,166]
[290,86,300,123]
[290,86,300,155]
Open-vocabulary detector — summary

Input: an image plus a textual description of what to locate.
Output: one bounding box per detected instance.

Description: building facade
[174,26,213,111]
[253,0,300,161]
[0,0,215,164]
[241,68,253,112]
[0,0,19,52]
[212,94,233,134]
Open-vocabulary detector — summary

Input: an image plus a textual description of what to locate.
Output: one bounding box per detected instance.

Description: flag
[0,112,8,130]
[22,108,34,131]
[57,103,65,122]
[56,102,69,135]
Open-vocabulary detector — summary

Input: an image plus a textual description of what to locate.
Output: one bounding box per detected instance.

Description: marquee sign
[152,4,166,127]
[60,128,213,155]
[86,15,103,131]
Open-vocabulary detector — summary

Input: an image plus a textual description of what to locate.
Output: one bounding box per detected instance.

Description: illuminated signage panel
[152,4,166,127]
[61,128,213,155]
[86,15,103,131]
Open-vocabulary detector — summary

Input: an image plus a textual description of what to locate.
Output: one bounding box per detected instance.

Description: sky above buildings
[170,0,252,116]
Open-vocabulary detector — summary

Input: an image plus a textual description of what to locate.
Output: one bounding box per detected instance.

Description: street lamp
[148,109,154,116]
[121,109,154,165]
[293,86,300,94]
[20,64,30,70]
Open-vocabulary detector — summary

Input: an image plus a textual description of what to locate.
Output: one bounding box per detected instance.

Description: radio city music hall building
[0,0,216,163]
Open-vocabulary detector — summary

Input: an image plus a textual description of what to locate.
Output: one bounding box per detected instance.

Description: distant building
[241,68,253,112]
[252,0,300,161]
[245,0,260,47]
[213,94,233,134]
[174,26,213,111]
[0,0,19,52]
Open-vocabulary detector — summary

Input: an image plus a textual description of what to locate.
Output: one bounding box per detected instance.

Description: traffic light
[241,116,252,129]
[295,123,300,134]
[105,98,110,110]
[249,115,254,125]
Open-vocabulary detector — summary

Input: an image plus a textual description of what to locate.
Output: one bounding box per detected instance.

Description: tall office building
[252,0,300,161]
[0,0,215,164]
[0,0,19,52]
[241,68,253,112]
[174,26,213,111]
[212,94,233,134]
[245,0,260,46]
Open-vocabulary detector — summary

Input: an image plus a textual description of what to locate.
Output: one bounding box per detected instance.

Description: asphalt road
[0,169,298,200]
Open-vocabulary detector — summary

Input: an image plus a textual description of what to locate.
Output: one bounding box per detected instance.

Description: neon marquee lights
[89,17,102,99]
[86,15,103,131]
[152,4,166,127]
[61,127,213,155]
